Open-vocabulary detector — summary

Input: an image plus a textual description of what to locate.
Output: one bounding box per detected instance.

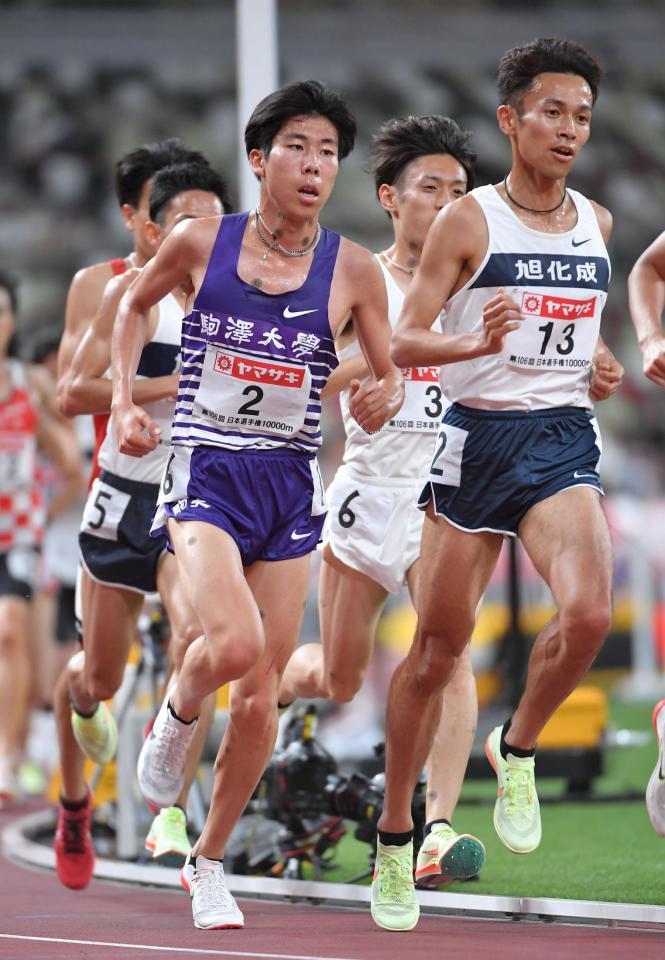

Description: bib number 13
[539,322,575,355]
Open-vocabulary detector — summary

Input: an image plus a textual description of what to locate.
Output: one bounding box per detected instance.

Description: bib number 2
[237,385,263,417]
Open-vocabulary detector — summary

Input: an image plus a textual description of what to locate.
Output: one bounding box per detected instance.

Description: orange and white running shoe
[415,823,485,888]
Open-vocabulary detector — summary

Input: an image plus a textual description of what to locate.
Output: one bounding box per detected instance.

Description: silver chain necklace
[380,250,416,275]
[254,209,321,259]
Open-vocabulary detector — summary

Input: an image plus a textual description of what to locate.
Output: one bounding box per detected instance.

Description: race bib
[194,345,311,440]
[0,434,34,490]
[80,478,130,542]
[501,288,601,373]
[386,367,444,433]
[427,423,468,488]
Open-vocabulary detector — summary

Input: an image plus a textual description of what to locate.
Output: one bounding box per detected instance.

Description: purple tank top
[171,212,340,454]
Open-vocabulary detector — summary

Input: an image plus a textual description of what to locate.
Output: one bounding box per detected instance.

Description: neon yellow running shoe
[415,823,485,888]
[485,725,541,854]
[370,840,419,932]
[71,702,118,765]
[145,806,191,864]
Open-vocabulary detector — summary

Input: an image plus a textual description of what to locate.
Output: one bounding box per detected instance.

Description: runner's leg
[192,554,311,857]
[510,486,612,748]
[379,510,502,832]
[279,545,388,704]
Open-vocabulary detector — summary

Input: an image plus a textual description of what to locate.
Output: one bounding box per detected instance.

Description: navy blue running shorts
[418,403,603,537]
[151,445,327,566]
[79,470,166,594]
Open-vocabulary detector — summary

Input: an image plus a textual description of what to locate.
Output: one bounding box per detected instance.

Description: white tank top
[339,257,443,482]
[439,184,610,410]
[99,293,182,484]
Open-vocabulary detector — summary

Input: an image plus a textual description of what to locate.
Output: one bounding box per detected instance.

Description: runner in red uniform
[0,270,83,801]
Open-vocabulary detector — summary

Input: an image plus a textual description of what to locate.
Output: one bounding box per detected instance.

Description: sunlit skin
[109,105,404,869]
[497,72,592,220]
[279,147,479,833]
[378,68,618,845]
[628,230,665,388]
[120,179,154,266]
[56,184,224,815]
[56,178,154,386]
[390,71,618,391]
[379,153,467,281]
[248,115,340,246]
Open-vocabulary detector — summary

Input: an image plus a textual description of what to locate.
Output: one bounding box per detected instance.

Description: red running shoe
[54,789,95,889]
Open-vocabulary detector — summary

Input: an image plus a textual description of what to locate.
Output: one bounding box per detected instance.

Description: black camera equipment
[242,704,427,882]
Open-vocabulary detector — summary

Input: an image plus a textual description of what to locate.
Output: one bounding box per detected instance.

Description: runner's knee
[206,627,263,684]
[85,662,124,703]
[224,689,278,756]
[560,597,612,651]
[410,629,465,694]
[0,625,25,658]
[326,670,363,703]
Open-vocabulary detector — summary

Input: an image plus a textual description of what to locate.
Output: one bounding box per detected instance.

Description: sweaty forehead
[527,72,592,105]
[404,153,467,182]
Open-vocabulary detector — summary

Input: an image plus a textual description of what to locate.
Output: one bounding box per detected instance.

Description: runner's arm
[57,263,113,383]
[342,247,403,433]
[589,336,623,401]
[61,271,178,416]
[321,353,369,398]
[628,230,665,388]
[111,222,198,455]
[392,197,520,367]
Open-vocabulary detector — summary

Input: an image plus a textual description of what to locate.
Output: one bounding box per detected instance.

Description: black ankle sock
[500,718,535,760]
[194,854,223,866]
[71,703,97,720]
[378,829,413,847]
[277,700,294,711]
[167,700,196,725]
[424,818,451,837]
[61,794,88,812]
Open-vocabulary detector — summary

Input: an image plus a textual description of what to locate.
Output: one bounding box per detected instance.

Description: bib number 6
[338,489,360,529]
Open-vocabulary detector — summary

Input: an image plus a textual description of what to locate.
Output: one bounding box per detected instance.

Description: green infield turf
[315,699,665,905]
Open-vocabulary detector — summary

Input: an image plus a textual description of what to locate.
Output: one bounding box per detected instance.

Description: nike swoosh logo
[573,470,597,479]
[291,530,312,540]
[283,306,318,319]
[572,238,591,247]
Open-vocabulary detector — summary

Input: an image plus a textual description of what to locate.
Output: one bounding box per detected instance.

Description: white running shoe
[646,699,665,837]
[136,692,197,809]
[181,853,244,930]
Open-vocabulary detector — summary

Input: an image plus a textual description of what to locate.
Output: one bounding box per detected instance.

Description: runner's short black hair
[115,138,211,208]
[0,269,19,314]
[368,115,477,203]
[149,162,233,225]
[244,80,356,160]
[497,37,602,110]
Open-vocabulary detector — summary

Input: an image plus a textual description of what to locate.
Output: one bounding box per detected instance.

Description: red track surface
[1,804,663,960]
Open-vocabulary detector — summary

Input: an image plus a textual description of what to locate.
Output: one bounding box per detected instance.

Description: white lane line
[0,934,367,960]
